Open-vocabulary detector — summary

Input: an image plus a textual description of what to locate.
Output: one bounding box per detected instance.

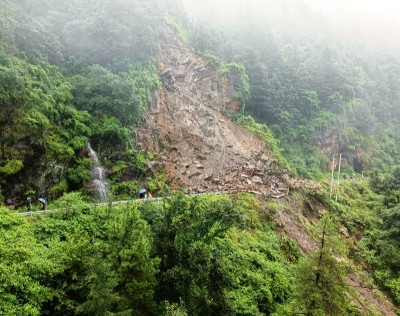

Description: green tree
[0,48,94,199]
[0,0,15,44]
[292,215,351,316]
[71,62,160,127]
[361,203,400,304]
[33,193,159,315]
[146,193,292,315]
[371,165,400,207]
[0,207,53,316]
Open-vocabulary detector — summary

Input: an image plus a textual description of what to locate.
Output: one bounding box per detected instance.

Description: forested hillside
[1,0,400,315]
[2,0,400,198]
[2,191,396,316]
[0,0,180,201]
[188,8,400,179]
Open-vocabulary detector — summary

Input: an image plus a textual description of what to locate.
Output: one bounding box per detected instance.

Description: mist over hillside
[1,1,400,314]
[181,0,400,52]
[180,0,400,179]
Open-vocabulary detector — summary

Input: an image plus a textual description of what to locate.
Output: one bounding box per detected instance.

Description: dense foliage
[0,0,175,201]
[1,0,400,313]
[0,44,93,198]
[0,191,367,315]
[0,207,53,315]
[0,193,297,315]
[147,193,292,315]
[12,0,183,65]
[308,171,400,308]
[361,166,400,305]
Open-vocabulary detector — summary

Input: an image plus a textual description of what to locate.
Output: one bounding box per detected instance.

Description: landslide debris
[138,29,292,198]
[137,28,398,316]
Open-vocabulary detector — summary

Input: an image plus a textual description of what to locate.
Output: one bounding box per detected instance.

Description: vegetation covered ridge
[2,188,398,315]
[0,0,400,314]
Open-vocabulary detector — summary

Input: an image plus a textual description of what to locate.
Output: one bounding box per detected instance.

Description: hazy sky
[181,0,400,51]
[306,0,400,20]
[306,0,400,49]
[181,0,400,22]
[305,0,400,28]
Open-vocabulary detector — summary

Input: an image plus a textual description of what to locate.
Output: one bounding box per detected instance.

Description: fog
[181,0,400,51]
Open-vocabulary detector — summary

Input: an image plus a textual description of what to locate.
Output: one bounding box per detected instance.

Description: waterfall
[87,143,109,202]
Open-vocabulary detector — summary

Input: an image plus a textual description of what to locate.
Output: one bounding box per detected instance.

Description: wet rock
[120,167,139,181]
[252,176,263,184]
[340,226,350,238]
[147,161,164,171]
[260,154,270,162]
[212,178,220,184]
[189,171,201,179]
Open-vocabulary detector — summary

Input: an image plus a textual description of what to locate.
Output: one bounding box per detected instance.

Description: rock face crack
[138,28,290,197]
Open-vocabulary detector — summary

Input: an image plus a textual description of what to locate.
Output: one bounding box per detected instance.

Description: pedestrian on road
[38,198,47,210]
[138,188,147,199]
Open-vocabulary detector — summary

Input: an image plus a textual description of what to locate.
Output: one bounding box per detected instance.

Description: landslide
[138,29,291,198]
[138,29,398,315]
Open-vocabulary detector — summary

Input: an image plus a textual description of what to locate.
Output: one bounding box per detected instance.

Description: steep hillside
[138,29,398,315]
[1,1,399,314]
[138,29,290,198]
[273,191,397,315]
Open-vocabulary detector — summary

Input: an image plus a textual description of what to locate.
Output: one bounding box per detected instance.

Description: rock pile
[184,159,290,198]
[138,28,292,199]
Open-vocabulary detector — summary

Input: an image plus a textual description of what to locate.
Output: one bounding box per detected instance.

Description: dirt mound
[138,29,290,197]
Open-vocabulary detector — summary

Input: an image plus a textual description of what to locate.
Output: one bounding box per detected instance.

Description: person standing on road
[38,198,47,210]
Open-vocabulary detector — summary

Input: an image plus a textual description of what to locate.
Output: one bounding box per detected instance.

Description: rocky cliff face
[138,29,290,197]
[311,126,368,173]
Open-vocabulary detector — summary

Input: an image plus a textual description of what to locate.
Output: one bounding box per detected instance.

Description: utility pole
[335,154,342,202]
[330,153,342,201]
[329,154,336,199]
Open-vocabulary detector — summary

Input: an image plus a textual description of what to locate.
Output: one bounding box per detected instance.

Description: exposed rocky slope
[138,29,291,198]
[138,29,397,315]
[310,126,368,173]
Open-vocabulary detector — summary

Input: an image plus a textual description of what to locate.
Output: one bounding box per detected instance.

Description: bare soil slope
[138,29,290,197]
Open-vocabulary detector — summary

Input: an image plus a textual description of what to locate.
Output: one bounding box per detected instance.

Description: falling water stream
[87,143,109,202]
